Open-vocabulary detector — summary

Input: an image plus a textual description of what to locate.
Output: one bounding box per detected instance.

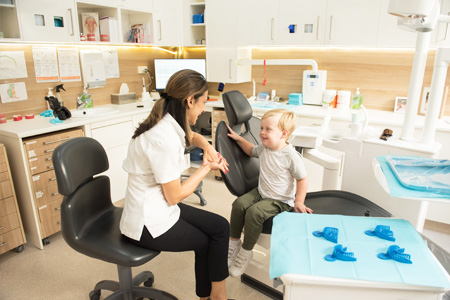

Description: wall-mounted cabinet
[18,0,78,42]
[0,1,21,40]
[153,0,182,46]
[183,1,205,46]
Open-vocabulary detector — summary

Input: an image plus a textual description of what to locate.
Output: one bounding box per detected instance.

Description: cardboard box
[82,13,100,41]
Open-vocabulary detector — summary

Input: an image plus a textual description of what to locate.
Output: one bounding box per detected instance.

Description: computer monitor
[154,59,206,91]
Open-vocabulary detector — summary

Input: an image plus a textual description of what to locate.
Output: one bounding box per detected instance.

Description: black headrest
[222,90,253,127]
[52,137,109,196]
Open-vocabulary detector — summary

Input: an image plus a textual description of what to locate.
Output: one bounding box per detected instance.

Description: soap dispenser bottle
[351,88,362,109]
[77,86,93,109]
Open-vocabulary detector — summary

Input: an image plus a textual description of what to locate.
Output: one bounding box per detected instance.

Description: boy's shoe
[229,248,253,277]
[228,240,242,268]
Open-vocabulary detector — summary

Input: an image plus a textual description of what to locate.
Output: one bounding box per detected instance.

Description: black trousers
[126,202,230,297]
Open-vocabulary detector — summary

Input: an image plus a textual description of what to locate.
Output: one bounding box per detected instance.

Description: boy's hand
[294,202,313,214]
[226,124,241,141]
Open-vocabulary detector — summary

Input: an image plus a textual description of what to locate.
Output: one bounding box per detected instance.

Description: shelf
[0,3,15,8]
[191,23,205,27]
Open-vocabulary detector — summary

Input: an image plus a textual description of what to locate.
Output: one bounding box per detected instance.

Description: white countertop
[0,102,154,139]
[1,99,450,139]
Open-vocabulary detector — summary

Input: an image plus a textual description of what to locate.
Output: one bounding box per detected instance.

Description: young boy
[226,108,311,277]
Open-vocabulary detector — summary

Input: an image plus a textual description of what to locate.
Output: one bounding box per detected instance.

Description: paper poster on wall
[32,47,60,82]
[57,48,82,82]
[101,48,120,78]
[0,82,28,103]
[0,51,28,80]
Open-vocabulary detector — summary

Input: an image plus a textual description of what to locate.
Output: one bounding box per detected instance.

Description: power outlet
[138,66,148,74]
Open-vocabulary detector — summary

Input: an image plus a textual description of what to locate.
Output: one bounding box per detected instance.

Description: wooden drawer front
[0,197,16,218]
[38,199,62,238]
[0,228,24,255]
[36,184,62,208]
[0,171,8,182]
[0,180,13,200]
[31,170,57,193]
[24,129,83,158]
[0,147,5,164]
[0,162,6,174]
[28,153,54,175]
[0,213,20,235]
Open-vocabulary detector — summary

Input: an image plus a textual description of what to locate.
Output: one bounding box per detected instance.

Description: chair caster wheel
[42,238,50,245]
[15,245,24,253]
[144,277,154,287]
[89,289,101,300]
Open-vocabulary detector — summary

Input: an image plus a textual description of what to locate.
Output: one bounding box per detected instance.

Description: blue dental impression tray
[365,225,395,242]
[325,244,357,262]
[378,245,412,264]
[313,227,339,243]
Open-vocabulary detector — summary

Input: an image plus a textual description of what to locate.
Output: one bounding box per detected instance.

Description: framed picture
[394,97,407,113]
[419,86,448,118]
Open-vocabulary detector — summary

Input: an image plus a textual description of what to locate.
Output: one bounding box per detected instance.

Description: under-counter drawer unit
[0,144,26,255]
[23,128,83,246]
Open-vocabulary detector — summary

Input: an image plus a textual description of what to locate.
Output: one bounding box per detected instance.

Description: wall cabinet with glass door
[18,0,78,42]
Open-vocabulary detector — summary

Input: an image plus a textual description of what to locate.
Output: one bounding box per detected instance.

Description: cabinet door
[278,0,326,46]
[153,0,182,46]
[206,0,238,47]
[206,47,251,83]
[324,0,381,46]
[376,0,416,47]
[237,0,279,46]
[18,0,78,42]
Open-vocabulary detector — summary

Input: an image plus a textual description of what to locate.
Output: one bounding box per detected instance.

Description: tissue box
[288,93,303,105]
[111,93,137,104]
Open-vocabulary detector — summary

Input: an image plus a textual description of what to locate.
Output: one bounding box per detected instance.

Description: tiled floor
[0,169,449,300]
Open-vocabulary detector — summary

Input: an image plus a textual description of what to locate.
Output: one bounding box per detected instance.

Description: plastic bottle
[55,84,66,106]
[351,88,362,110]
[78,86,93,109]
[46,88,55,110]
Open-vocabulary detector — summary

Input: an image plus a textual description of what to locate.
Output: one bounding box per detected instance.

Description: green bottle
[351,88,362,110]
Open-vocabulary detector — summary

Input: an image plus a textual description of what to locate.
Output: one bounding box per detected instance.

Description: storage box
[111,93,136,104]
[100,17,120,43]
[288,93,303,105]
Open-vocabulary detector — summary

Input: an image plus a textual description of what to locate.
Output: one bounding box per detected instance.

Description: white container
[322,89,336,107]
[337,90,351,109]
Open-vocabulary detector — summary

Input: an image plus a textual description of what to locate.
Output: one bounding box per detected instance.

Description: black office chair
[52,137,177,300]
[216,90,391,298]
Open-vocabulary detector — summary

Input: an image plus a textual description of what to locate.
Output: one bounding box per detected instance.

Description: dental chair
[215,90,391,299]
[52,137,177,300]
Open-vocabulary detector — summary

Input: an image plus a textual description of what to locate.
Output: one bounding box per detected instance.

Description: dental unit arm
[388,0,450,144]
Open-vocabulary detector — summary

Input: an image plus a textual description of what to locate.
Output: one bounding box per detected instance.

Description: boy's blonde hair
[261,109,296,140]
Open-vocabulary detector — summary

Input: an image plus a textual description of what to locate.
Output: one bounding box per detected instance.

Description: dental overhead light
[388,0,450,144]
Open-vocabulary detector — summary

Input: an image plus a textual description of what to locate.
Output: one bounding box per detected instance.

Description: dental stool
[215,90,391,299]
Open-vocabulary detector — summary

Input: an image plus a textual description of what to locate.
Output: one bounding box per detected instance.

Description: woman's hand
[206,154,229,174]
[202,142,219,164]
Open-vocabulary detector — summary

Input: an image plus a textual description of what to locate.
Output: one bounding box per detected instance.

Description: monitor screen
[154,59,206,91]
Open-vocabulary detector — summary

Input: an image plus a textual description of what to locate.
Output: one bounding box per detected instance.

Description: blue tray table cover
[377,155,450,199]
[269,212,450,289]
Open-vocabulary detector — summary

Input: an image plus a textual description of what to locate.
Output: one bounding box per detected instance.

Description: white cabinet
[153,0,183,46]
[119,0,153,12]
[323,0,380,46]
[183,0,205,46]
[206,0,251,83]
[0,1,21,40]
[18,0,78,42]
[89,117,133,203]
[237,0,280,46]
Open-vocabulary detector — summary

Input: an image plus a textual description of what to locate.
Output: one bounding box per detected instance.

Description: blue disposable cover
[386,155,450,195]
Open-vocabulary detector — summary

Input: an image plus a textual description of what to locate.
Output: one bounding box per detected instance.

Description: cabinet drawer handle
[316,16,320,40]
[49,177,57,182]
[45,157,52,161]
[329,15,333,40]
[270,18,275,41]
[52,192,60,196]
[0,226,3,230]
[68,8,74,36]
[47,166,54,170]
[158,20,162,41]
[44,149,55,153]
[228,59,232,79]
[0,242,7,247]
[43,137,71,145]
[55,207,61,210]
[57,221,61,225]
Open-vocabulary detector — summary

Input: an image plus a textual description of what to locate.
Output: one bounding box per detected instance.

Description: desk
[271,212,450,300]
